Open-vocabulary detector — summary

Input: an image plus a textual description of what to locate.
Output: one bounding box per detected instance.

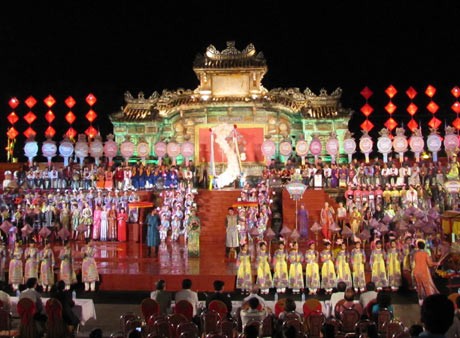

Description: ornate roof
[110,91,159,122]
[193,41,267,69]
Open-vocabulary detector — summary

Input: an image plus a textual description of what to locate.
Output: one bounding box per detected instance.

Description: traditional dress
[186,214,201,257]
[335,248,352,288]
[8,245,23,288]
[39,245,55,291]
[107,207,117,240]
[92,206,102,240]
[117,209,128,242]
[370,247,388,289]
[100,207,108,241]
[304,249,321,293]
[349,209,362,235]
[298,205,309,239]
[236,249,252,292]
[24,245,39,280]
[82,243,99,291]
[0,243,6,282]
[386,246,402,290]
[288,249,304,292]
[226,212,239,252]
[256,249,273,293]
[272,248,289,291]
[59,246,77,288]
[320,249,336,291]
[320,206,335,240]
[412,249,439,300]
[145,211,161,255]
[351,246,366,291]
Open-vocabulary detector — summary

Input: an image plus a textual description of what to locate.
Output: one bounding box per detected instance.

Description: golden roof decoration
[205,41,256,60]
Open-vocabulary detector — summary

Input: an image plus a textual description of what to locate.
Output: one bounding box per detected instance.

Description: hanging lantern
[385,85,398,132]
[406,87,418,132]
[7,97,20,163]
[85,94,98,140]
[181,141,194,166]
[154,141,167,165]
[120,135,135,163]
[359,130,373,163]
[59,135,74,167]
[427,129,442,162]
[65,96,76,108]
[43,95,56,108]
[8,97,19,109]
[75,134,89,167]
[137,137,151,163]
[295,138,309,166]
[326,131,339,164]
[24,137,38,166]
[166,141,181,165]
[261,138,276,165]
[360,86,374,132]
[452,86,460,130]
[377,128,392,163]
[444,126,459,159]
[89,134,104,166]
[85,93,97,106]
[103,134,118,167]
[392,128,408,163]
[425,85,441,132]
[279,140,292,164]
[343,131,356,163]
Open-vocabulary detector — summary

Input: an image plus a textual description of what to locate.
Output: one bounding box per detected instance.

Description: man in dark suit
[205,280,232,315]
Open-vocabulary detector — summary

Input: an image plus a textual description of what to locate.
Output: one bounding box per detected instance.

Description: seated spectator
[243,284,266,308]
[278,298,301,322]
[0,281,11,313]
[150,279,172,315]
[371,291,394,321]
[50,280,80,332]
[19,277,45,318]
[421,294,454,337]
[336,288,363,316]
[174,278,199,316]
[244,324,259,338]
[240,297,267,328]
[205,280,232,315]
[359,282,378,309]
[330,281,347,315]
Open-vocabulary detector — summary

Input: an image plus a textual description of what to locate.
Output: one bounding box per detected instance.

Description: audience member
[243,284,266,308]
[359,282,378,310]
[50,280,80,331]
[205,280,232,315]
[421,294,454,337]
[336,287,363,316]
[150,279,172,315]
[371,291,394,321]
[278,297,301,322]
[0,281,11,313]
[244,324,259,338]
[240,297,267,329]
[330,281,347,316]
[174,278,199,316]
[19,277,45,316]
[447,295,460,338]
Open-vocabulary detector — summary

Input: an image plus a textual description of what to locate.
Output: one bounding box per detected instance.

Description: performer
[0,242,6,282]
[59,242,76,290]
[350,239,366,292]
[24,242,39,281]
[304,240,320,295]
[288,241,304,294]
[117,207,128,242]
[386,239,402,291]
[370,240,388,291]
[256,241,273,294]
[236,243,252,294]
[92,204,102,241]
[81,240,99,291]
[225,207,239,258]
[39,242,55,292]
[320,239,336,293]
[70,203,81,241]
[298,204,309,239]
[335,240,352,288]
[349,206,362,235]
[9,242,23,291]
[145,208,161,257]
[107,204,117,241]
[412,239,440,304]
[320,202,335,240]
[272,241,288,293]
[60,202,71,232]
[186,208,201,257]
[80,202,93,241]
[100,205,108,241]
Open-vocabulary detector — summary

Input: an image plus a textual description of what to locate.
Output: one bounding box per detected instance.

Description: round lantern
[89,135,104,166]
[41,138,57,167]
[261,139,276,165]
[309,135,322,163]
[59,136,74,167]
[444,126,459,158]
[24,137,38,166]
[296,140,309,165]
[279,141,292,164]
[103,134,118,166]
[359,131,373,163]
[427,131,442,162]
[343,131,357,163]
[120,136,135,163]
[326,132,339,164]
[75,134,89,167]
[154,141,167,165]
[137,138,150,163]
[377,128,393,163]
[181,141,195,166]
[409,128,424,162]
[392,128,408,163]
[166,142,181,165]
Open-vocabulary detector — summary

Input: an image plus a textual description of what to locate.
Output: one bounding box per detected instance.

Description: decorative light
[406,86,418,132]
[44,95,56,108]
[6,97,20,162]
[360,86,374,132]
[425,85,440,131]
[85,94,98,139]
[64,97,77,140]
[8,97,19,109]
[452,86,460,130]
[85,93,97,106]
[65,96,76,108]
[385,85,398,132]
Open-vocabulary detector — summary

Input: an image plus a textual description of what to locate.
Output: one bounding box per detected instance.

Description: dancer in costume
[288,241,304,294]
[9,242,23,291]
[256,241,273,294]
[236,243,252,294]
[59,242,77,290]
[320,239,336,293]
[370,240,388,291]
[81,240,99,291]
[39,242,55,292]
[304,240,321,294]
[24,242,39,281]
[386,239,402,291]
[272,241,288,293]
[335,240,352,288]
[350,239,366,292]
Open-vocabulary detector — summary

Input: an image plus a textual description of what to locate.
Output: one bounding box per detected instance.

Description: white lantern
[343,131,357,163]
[359,130,373,163]
[24,137,38,167]
[326,131,339,164]
[59,135,74,167]
[104,134,118,167]
[41,137,57,167]
[409,128,424,162]
[75,134,89,167]
[120,135,135,163]
[392,128,408,163]
[377,128,392,163]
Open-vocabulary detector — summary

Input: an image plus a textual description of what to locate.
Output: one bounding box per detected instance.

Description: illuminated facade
[110,42,352,172]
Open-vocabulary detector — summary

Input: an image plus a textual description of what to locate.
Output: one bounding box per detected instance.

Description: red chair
[168,313,189,337]
[306,311,325,338]
[201,310,222,336]
[174,299,194,322]
[303,298,322,319]
[261,314,275,337]
[120,312,141,336]
[365,299,378,319]
[382,319,405,338]
[0,307,13,336]
[377,309,393,335]
[177,321,199,338]
[208,300,228,319]
[339,307,360,333]
[17,298,38,338]
[219,318,237,338]
[274,298,287,318]
[141,298,160,321]
[151,318,175,337]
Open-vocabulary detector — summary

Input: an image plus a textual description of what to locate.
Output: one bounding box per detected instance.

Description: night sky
[1,1,460,162]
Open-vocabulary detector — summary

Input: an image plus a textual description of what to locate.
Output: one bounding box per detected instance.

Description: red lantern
[7,112,19,125]
[25,96,37,108]
[45,110,55,123]
[45,126,56,138]
[406,87,418,132]
[407,120,418,132]
[452,86,460,130]
[8,97,19,109]
[360,103,373,117]
[66,127,77,139]
[384,118,398,131]
[428,117,442,130]
[360,120,374,132]
[385,102,397,115]
[44,95,56,108]
[385,85,398,132]
[385,85,398,98]
[65,96,76,108]
[7,127,18,140]
[85,126,98,138]
[23,111,37,124]
[360,86,374,132]
[86,109,97,123]
[86,93,97,106]
[425,85,436,98]
[23,127,36,139]
[65,111,76,124]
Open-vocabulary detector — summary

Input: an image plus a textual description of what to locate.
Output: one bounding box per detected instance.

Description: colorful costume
[8,245,23,289]
[236,249,253,292]
[351,246,366,291]
[386,246,402,290]
[335,248,352,288]
[304,249,320,293]
[370,248,388,289]
[59,245,77,289]
[288,249,304,292]
[82,243,99,291]
[272,248,288,292]
[320,249,336,291]
[256,249,273,293]
[24,245,39,280]
[39,245,55,291]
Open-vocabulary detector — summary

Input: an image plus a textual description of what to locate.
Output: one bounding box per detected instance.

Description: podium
[128,201,154,257]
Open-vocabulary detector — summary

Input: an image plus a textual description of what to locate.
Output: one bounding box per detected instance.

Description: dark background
[1,1,459,162]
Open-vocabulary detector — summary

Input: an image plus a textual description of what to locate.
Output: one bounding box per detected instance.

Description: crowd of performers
[0,240,99,292]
